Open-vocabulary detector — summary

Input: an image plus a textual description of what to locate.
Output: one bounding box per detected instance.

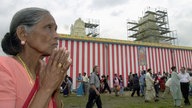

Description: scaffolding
[127,7,177,44]
[84,19,100,37]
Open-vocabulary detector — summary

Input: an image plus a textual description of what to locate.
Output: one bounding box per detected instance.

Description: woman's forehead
[38,14,56,25]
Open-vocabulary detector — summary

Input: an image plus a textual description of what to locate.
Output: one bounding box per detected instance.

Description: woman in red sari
[0,7,72,108]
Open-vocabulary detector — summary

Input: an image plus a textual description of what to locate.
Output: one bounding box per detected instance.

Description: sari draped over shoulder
[0,56,54,108]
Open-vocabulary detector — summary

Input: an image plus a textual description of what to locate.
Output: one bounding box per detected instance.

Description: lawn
[60,91,192,108]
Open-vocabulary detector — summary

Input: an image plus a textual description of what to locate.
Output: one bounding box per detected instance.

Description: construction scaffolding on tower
[84,18,100,37]
[127,7,177,45]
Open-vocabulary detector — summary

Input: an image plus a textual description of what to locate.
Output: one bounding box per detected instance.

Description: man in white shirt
[178,67,191,106]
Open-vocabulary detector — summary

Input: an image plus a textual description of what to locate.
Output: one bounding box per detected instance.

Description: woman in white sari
[170,66,182,107]
[145,69,158,102]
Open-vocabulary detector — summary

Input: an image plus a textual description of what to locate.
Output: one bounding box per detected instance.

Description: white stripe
[118,45,122,75]
[156,48,160,72]
[131,46,135,73]
[189,51,192,67]
[159,49,163,72]
[182,50,186,67]
[186,50,190,67]
[100,43,103,76]
[149,47,153,71]
[153,48,157,73]
[104,44,107,75]
[84,42,88,73]
[114,44,117,74]
[95,43,98,66]
[127,46,130,74]
[135,46,139,74]
[109,44,113,87]
[178,50,181,70]
[90,43,93,72]
[79,42,82,73]
[185,50,189,68]
[72,41,77,89]
[165,49,169,72]
[146,47,149,69]
[174,50,178,70]
[62,40,65,48]
[162,49,166,72]
[67,41,71,76]
[122,45,127,86]
[168,49,172,71]
[176,50,181,71]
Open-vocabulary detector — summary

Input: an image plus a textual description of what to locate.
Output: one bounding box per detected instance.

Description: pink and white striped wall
[58,39,192,89]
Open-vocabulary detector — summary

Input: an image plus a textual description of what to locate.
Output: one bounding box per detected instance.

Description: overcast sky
[0,0,192,55]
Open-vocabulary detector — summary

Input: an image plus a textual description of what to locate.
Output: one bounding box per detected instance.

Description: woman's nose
[53,32,59,39]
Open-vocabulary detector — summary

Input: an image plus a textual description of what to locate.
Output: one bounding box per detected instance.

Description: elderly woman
[0,7,72,108]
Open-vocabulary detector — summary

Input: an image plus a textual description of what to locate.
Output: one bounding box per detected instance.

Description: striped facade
[58,35,192,89]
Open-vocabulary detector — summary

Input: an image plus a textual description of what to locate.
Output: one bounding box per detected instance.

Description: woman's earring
[21,41,25,45]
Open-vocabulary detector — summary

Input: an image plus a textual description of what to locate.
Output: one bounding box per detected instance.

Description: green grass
[60,91,192,108]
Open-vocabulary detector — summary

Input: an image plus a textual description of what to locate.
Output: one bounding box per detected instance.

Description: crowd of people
[60,66,192,108]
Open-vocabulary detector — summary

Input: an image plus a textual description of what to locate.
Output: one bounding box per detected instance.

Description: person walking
[139,71,146,96]
[178,67,191,106]
[131,74,140,97]
[86,66,102,108]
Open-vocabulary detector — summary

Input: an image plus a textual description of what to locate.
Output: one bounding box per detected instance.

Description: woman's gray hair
[10,7,50,34]
[1,7,50,55]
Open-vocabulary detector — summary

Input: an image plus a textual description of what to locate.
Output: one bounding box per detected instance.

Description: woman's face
[25,13,58,56]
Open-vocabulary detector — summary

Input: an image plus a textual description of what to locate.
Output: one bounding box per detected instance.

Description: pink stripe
[65,40,68,50]
[87,42,90,75]
[76,42,79,79]
[98,43,101,74]
[59,40,62,47]
[93,43,96,66]
[82,42,85,74]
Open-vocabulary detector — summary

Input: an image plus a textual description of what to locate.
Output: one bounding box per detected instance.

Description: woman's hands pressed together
[39,47,72,94]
